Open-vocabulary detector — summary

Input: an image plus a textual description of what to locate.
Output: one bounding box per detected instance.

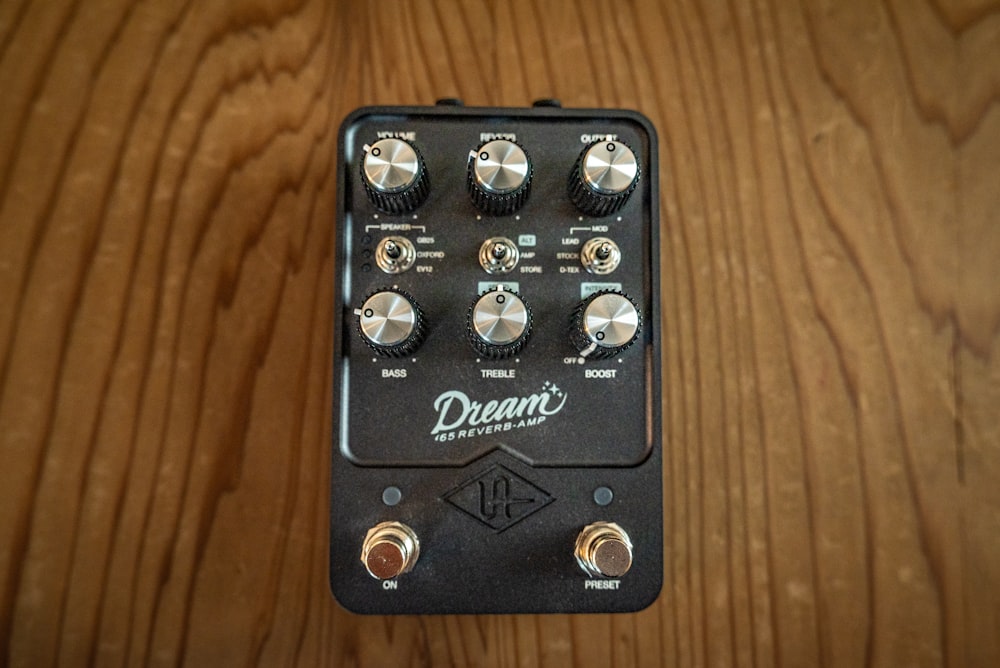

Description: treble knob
[568,140,640,217]
[467,139,532,216]
[355,288,426,357]
[570,290,641,359]
[361,138,430,214]
[467,286,532,359]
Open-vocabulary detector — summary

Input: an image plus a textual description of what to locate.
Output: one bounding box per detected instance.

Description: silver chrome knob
[361,138,429,214]
[361,521,420,580]
[575,522,633,578]
[571,290,640,359]
[568,140,640,217]
[355,288,425,357]
[580,237,621,275]
[467,286,532,359]
[468,139,532,215]
[478,236,520,274]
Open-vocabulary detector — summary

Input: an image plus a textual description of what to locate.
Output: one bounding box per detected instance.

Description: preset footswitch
[575,522,634,578]
[332,104,663,615]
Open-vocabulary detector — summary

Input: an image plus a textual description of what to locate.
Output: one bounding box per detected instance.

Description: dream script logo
[430,382,567,442]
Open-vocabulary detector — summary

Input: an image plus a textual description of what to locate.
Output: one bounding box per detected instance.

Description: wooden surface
[2,0,999,665]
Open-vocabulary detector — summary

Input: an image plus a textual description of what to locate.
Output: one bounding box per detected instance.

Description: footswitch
[331,102,663,614]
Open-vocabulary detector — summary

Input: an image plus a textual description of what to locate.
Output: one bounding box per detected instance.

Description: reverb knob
[467,286,532,359]
[355,288,426,357]
[570,290,641,359]
[568,140,640,217]
[361,138,430,214]
[467,139,532,216]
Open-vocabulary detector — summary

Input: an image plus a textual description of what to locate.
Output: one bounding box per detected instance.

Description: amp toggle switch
[570,290,641,359]
[355,288,426,357]
[478,236,520,274]
[575,521,634,578]
[361,521,420,580]
[467,285,532,359]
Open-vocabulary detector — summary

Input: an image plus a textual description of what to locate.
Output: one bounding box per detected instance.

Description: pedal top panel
[331,103,663,615]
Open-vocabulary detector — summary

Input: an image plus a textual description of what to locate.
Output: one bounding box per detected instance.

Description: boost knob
[355,288,426,357]
[568,140,640,217]
[467,139,532,216]
[570,290,641,359]
[361,138,430,214]
[467,286,532,359]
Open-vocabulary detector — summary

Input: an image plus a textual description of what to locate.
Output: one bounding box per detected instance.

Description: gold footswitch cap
[575,521,634,578]
[361,521,420,580]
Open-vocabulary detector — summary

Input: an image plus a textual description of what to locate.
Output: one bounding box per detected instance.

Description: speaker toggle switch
[574,521,633,578]
[479,236,520,274]
[375,236,416,274]
[361,521,420,580]
[580,237,621,275]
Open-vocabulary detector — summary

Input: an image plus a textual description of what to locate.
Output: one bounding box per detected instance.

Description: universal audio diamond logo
[443,464,554,532]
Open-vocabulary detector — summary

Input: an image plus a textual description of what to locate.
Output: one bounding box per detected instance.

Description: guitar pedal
[330,101,663,614]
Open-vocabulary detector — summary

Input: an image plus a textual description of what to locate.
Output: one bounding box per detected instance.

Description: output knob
[467,139,532,216]
[361,138,429,214]
[570,290,641,359]
[467,286,532,359]
[355,288,426,357]
[568,140,640,217]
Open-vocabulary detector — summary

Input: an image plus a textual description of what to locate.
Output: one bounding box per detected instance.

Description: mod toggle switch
[468,139,532,215]
[361,138,430,214]
[569,140,640,217]
[570,290,641,359]
[580,237,621,275]
[355,288,426,357]
[574,521,634,578]
[467,285,532,358]
[361,521,420,580]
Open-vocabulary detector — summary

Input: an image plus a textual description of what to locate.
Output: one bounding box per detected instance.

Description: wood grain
[2,0,998,665]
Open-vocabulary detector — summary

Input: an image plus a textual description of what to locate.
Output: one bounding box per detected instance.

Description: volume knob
[467,286,532,359]
[361,138,430,214]
[355,288,426,357]
[568,140,640,217]
[468,139,532,216]
[570,290,641,359]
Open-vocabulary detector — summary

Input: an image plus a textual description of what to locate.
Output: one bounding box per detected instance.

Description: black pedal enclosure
[330,105,663,614]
